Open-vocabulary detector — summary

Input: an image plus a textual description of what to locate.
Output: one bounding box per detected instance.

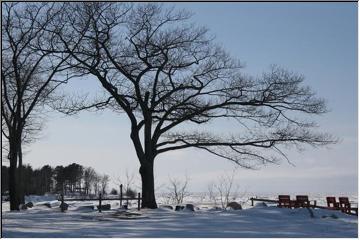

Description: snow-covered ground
[2,194,358,238]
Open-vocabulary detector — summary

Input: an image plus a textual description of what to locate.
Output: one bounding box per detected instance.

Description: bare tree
[100,174,110,195]
[207,183,217,206]
[92,173,101,196]
[1,3,70,210]
[208,170,239,209]
[167,175,190,205]
[51,3,334,208]
[113,169,138,197]
[83,167,97,195]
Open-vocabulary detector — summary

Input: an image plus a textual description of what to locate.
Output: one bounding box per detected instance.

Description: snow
[2,194,358,238]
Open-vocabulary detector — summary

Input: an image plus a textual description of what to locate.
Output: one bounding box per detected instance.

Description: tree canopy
[2,3,335,209]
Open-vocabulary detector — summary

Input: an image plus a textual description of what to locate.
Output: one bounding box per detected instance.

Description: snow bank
[2,202,357,237]
[25,194,58,203]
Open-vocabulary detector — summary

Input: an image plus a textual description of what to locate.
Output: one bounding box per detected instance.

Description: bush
[110,188,118,195]
[126,188,137,198]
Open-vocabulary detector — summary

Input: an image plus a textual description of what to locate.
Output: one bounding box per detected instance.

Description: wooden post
[61,193,65,212]
[138,193,141,211]
[99,193,102,213]
[313,200,317,208]
[251,198,254,206]
[120,184,123,207]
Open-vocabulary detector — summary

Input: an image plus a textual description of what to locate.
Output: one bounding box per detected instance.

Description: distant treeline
[1,163,110,196]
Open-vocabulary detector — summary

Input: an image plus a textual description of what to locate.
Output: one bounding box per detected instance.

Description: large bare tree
[51,3,334,208]
[1,3,70,210]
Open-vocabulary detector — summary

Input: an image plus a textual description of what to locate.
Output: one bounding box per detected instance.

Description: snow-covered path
[2,204,357,237]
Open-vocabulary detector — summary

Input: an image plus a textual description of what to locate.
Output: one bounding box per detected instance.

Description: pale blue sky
[20,3,357,195]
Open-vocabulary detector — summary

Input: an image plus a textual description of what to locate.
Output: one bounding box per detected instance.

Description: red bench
[295,195,310,208]
[326,196,339,209]
[339,197,351,214]
[273,195,357,215]
[278,195,292,208]
[278,195,312,208]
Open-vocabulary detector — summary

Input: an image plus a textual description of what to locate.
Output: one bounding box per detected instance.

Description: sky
[12,3,358,195]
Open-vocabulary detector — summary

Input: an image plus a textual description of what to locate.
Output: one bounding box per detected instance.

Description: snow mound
[73,205,96,212]
[25,194,58,203]
[2,203,357,237]
[253,202,268,208]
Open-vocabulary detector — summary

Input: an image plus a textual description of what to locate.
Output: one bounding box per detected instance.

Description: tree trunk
[9,155,19,211]
[132,116,157,209]
[8,132,22,210]
[139,162,157,209]
[17,143,25,204]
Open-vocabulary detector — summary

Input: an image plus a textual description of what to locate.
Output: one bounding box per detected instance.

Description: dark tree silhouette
[1,166,9,194]
[100,174,110,195]
[50,3,334,208]
[2,163,105,197]
[64,163,84,193]
[83,167,97,194]
[22,165,34,195]
[39,165,53,194]
[1,3,71,210]
[3,164,53,196]
[54,165,65,193]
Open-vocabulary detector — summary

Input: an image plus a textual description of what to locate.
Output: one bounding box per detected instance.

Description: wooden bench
[278,195,293,208]
[295,195,310,208]
[326,196,339,209]
[339,197,351,214]
[253,195,357,215]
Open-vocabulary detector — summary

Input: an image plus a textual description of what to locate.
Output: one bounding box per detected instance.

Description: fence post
[60,193,65,212]
[120,184,123,207]
[138,193,141,211]
[251,198,254,206]
[99,193,102,213]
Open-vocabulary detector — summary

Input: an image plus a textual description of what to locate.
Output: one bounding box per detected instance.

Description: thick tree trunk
[139,162,157,209]
[17,143,25,204]
[132,116,157,209]
[8,133,23,210]
[9,158,19,211]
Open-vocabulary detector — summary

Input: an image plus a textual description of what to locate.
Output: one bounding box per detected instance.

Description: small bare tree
[167,175,190,205]
[113,169,138,197]
[208,170,239,209]
[100,174,110,195]
[92,173,101,195]
[207,183,217,206]
[83,167,97,195]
